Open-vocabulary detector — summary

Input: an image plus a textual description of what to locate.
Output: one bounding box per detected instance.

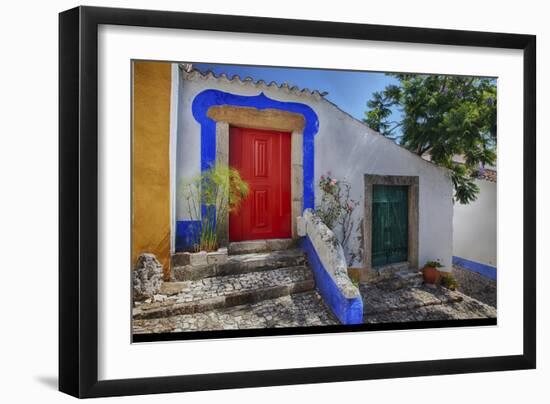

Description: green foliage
[364,92,394,136]
[450,163,480,205]
[441,273,459,290]
[364,74,497,204]
[181,164,249,252]
[424,260,444,269]
[315,172,359,263]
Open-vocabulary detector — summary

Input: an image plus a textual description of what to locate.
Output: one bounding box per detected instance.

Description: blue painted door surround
[176,89,320,251]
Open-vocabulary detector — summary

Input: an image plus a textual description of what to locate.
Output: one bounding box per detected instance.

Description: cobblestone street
[133,281,496,334]
[452,264,497,308]
[132,243,497,336]
[361,283,497,323]
[133,291,338,333]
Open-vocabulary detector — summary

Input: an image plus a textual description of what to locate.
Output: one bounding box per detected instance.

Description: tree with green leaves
[364,74,496,204]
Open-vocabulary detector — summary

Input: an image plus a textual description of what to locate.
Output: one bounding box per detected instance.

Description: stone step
[172,248,306,281]
[134,265,315,320]
[228,238,296,255]
[374,270,423,291]
[133,291,338,334]
[374,262,410,279]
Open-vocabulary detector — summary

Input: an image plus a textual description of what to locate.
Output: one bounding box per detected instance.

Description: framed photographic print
[59,5,536,398]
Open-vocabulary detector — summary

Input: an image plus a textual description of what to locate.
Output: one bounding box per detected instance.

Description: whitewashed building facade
[172,65,454,276]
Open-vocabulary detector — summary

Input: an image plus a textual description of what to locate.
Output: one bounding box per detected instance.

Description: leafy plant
[181,164,249,252]
[424,260,444,269]
[315,172,359,263]
[364,74,497,204]
[441,273,459,290]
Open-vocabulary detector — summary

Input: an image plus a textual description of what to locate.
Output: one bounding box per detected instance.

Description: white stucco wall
[453,179,497,267]
[312,100,453,270]
[174,66,454,270]
[175,68,202,221]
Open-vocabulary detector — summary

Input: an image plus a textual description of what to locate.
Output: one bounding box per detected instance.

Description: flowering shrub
[316,172,359,263]
[317,174,341,229]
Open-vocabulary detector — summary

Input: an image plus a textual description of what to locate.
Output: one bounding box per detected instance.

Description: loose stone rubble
[132,253,163,301]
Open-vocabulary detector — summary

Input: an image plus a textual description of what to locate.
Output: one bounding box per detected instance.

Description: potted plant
[422,260,443,284]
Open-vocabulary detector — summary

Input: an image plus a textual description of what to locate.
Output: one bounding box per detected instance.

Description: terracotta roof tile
[476,168,497,182]
[181,64,329,100]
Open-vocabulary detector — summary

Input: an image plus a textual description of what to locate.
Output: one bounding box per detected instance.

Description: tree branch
[385,122,403,134]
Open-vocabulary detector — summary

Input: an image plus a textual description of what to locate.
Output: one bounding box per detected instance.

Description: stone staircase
[133,240,316,320]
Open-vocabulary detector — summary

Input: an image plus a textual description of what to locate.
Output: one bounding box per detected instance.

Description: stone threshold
[228,238,296,255]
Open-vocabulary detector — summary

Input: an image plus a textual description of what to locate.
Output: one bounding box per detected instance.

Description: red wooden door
[229,126,291,241]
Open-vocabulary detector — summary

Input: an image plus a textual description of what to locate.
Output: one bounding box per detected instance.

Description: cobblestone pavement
[135,265,311,309]
[133,269,497,334]
[360,283,497,323]
[133,291,338,334]
[452,265,497,308]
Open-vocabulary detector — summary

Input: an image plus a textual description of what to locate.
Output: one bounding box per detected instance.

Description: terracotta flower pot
[422,266,439,284]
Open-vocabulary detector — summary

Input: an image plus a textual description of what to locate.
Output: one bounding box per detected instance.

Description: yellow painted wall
[132,61,172,279]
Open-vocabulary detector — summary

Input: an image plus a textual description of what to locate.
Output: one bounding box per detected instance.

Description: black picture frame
[59,5,536,398]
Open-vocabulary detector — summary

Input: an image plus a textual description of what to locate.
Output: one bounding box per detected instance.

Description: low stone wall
[299,209,363,324]
[171,248,228,281]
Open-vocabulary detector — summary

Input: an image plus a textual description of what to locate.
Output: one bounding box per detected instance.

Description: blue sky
[194,63,400,123]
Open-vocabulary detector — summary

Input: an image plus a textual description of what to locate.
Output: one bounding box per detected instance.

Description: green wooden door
[372,185,408,267]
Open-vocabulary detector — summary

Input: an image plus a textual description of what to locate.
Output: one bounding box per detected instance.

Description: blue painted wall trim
[192,90,320,211]
[175,220,201,252]
[452,256,497,281]
[299,236,363,324]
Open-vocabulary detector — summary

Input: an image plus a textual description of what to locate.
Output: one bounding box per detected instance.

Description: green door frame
[363,174,419,281]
